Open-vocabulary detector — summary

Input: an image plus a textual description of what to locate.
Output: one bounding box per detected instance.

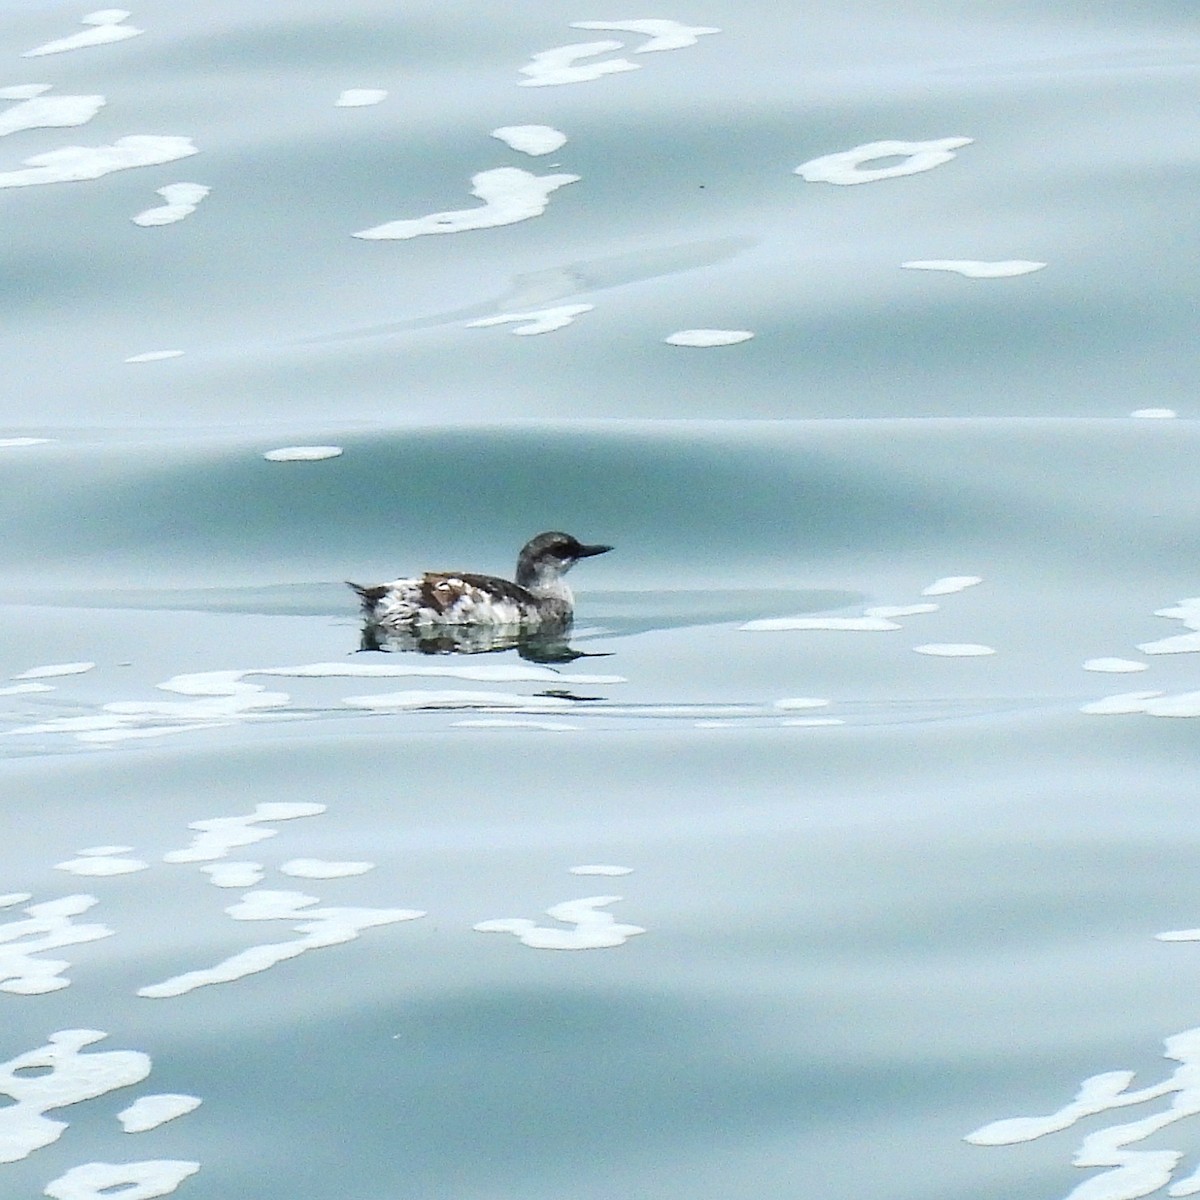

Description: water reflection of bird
[349,531,612,660]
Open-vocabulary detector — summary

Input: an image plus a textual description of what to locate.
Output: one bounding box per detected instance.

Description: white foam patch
[922,576,982,596]
[44,1160,200,1199]
[137,889,424,998]
[865,603,939,618]
[518,40,639,87]
[491,124,567,156]
[0,92,105,137]
[1081,691,1164,716]
[901,260,1046,277]
[1138,598,1200,654]
[664,328,753,347]
[774,697,830,710]
[164,803,325,864]
[0,893,32,907]
[0,136,197,190]
[569,18,721,52]
[335,88,387,107]
[466,303,592,335]
[344,689,573,712]
[0,896,113,995]
[742,616,901,632]
[22,10,142,58]
[0,1030,150,1162]
[475,895,644,950]
[117,1094,201,1134]
[1084,658,1148,674]
[913,643,995,656]
[569,865,633,876]
[0,682,54,694]
[965,1026,1200,1200]
[262,445,343,462]
[131,182,208,227]
[354,167,579,239]
[1131,408,1177,419]
[278,859,373,879]
[200,862,263,888]
[451,719,579,731]
[0,437,52,448]
[796,137,972,185]
[55,852,148,877]
[0,85,53,100]
[13,662,94,679]
[124,350,183,363]
[250,661,624,685]
[78,845,133,856]
[782,717,845,727]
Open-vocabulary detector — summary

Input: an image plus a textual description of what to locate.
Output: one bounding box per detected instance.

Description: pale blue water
[2,4,1200,1200]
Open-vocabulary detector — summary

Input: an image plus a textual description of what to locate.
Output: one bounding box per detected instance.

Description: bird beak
[577,543,613,558]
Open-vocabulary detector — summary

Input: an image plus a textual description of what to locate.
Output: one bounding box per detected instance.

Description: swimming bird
[348,531,612,634]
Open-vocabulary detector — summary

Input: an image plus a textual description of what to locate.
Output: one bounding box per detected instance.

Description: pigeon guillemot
[348,531,612,633]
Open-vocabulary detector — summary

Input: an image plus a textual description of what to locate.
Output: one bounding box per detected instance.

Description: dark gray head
[515,531,612,587]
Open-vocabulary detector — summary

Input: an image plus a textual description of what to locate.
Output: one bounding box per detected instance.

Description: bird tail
[346,581,389,609]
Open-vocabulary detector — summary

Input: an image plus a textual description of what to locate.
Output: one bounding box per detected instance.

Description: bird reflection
[358,618,605,664]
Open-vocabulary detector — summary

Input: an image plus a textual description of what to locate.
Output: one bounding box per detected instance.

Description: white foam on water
[163,803,325,864]
[569,865,633,876]
[664,328,753,347]
[475,895,644,950]
[117,1094,201,1134]
[44,1160,200,1200]
[137,889,424,998]
[518,40,639,87]
[22,10,142,58]
[0,92,105,137]
[0,438,52,448]
[601,704,757,718]
[569,19,720,52]
[0,893,32,907]
[774,697,830,710]
[354,167,579,239]
[0,682,54,694]
[0,1030,150,1163]
[782,717,845,727]
[0,136,197,190]
[922,576,982,596]
[451,719,579,731]
[1081,691,1164,716]
[901,260,1046,277]
[1130,408,1177,419]
[865,603,939,618]
[965,1026,1200,1200]
[13,662,94,679]
[200,862,263,888]
[55,852,148,877]
[78,845,133,856]
[1138,600,1200,654]
[913,643,995,656]
[0,896,113,995]
[466,303,592,335]
[261,445,343,461]
[491,124,567,155]
[278,859,374,879]
[131,182,208,227]
[250,661,624,684]
[1144,693,1200,718]
[335,88,387,107]
[343,689,573,711]
[124,350,183,363]
[796,137,973,185]
[742,615,901,632]
[1084,658,1148,673]
[0,85,53,100]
